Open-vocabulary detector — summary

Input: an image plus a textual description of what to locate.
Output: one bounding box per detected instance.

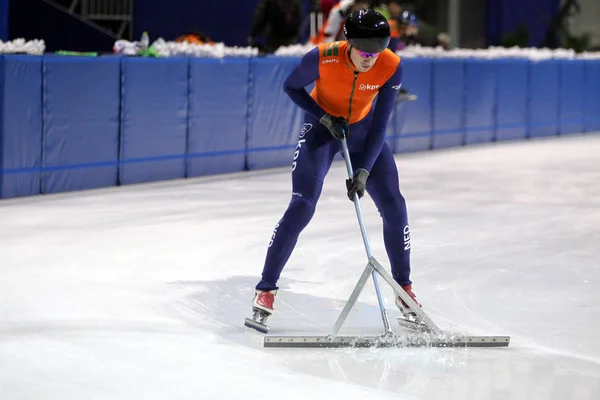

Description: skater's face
[349,47,379,72]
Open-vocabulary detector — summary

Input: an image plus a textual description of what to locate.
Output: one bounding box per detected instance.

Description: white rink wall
[109,38,600,59]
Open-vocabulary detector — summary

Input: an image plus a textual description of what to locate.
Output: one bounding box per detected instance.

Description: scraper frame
[264,138,510,348]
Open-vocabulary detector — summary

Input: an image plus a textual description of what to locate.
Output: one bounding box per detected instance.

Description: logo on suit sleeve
[359,84,380,90]
[299,123,312,138]
[392,84,402,90]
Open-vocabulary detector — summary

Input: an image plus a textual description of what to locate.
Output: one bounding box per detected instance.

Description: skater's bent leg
[256,120,337,291]
[365,144,412,286]
[256,176,321,290]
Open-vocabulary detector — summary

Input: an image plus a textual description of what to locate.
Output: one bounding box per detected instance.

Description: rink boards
[1,54,599,199]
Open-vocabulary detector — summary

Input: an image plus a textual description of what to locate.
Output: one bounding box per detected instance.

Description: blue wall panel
[120,57,189,185]
[247,57,305,170]
[464,59,496,144]
[559,60,585,135]
[528,60,559,138]
[432,59,465,149]
[394,58,432,153]
[584,61,600,133]
[2,55,600,201]
[42,56,121,194]
[495,59,529,141]
[0,56,43,198]
[187,58,248,177]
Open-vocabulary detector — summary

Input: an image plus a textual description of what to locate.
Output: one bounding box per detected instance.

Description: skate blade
[244,318,269,334]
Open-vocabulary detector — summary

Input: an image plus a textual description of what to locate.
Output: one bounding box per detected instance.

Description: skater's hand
[319,114,349,140]
[346,169,369,201]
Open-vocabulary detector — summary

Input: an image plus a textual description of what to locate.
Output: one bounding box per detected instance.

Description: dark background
[3,0,562,51]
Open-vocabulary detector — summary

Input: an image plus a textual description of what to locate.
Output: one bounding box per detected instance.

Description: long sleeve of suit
[282,47,326,121]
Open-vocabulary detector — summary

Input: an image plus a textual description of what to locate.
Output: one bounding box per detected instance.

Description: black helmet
[343,9,391,53]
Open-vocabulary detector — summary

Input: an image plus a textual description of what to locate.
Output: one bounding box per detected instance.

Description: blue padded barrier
[246,57,306,171]
[0,55,43,199]
[584,61,600,133]
[42,56,121,194]
[464,59,496,145]
[120,57,189,185]
[187,58,248,177]
[393,58,433,153]
[495,59,529,142]
[119,58,189,184]
[528,60,560,138]
[431,59,465,149]
[2,55,600,201]
[559,59,585,135]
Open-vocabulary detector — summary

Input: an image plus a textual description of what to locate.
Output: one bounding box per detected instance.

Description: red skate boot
[244,290,277,334]
[395,285,428,331]
[252,290,276,315]
[395,284,421,319]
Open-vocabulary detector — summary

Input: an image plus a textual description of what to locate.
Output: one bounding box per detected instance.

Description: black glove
[319,114,349,140]
[346,169,369,201]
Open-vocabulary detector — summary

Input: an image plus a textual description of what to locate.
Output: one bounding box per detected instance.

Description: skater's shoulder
[316,41,347,59]
[377,49,401,70]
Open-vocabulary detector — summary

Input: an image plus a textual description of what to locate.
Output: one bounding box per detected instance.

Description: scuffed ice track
[0,134,599,399]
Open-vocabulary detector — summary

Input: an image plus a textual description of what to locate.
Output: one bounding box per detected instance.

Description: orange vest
[310,41,401,124]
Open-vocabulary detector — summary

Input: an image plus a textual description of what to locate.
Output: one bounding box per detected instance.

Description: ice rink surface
[1,134,599,400]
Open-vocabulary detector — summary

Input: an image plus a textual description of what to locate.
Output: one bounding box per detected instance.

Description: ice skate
[395,285,429,332]
[244,290,276,334]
